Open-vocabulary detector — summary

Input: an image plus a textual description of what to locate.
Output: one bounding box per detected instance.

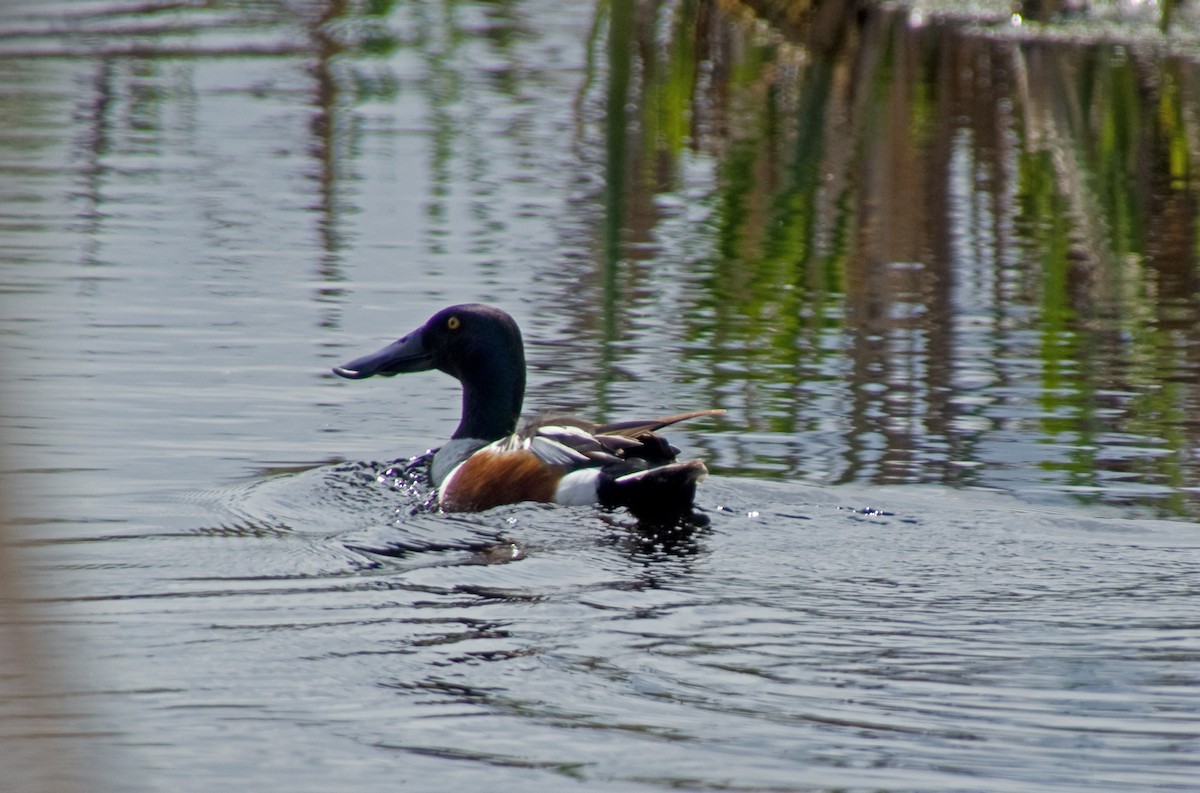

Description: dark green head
[334,303,527,441]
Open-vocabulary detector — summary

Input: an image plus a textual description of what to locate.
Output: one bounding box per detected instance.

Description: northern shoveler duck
[333,304,722,522]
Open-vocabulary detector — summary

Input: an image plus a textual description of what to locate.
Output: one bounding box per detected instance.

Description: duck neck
[452,361,525,442]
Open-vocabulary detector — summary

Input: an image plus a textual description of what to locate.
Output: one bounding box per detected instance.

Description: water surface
[1,1,1198,791]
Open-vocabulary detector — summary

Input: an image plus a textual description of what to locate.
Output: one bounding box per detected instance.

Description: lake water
[1,1,1199,791]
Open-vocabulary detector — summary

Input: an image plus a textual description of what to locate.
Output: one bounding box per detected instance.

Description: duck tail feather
[598,460,708,521]
[594,409,724,437]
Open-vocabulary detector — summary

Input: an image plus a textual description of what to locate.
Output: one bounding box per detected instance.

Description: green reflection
[7,0,1195,518]
[588,0,1200,517]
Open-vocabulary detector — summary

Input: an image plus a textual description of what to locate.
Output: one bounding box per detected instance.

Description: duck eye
[447,316,461,330]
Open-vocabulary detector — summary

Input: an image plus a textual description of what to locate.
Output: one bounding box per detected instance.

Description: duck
[332,303,723,522]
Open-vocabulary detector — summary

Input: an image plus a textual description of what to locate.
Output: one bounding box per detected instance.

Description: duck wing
[524,409,724,470]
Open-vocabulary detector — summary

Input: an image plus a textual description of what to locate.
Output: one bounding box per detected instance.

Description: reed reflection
[591,1,1200,517]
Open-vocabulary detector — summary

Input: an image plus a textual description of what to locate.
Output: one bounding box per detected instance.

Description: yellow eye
[447,316,461,330]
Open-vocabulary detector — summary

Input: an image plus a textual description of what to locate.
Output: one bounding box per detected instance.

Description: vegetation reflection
[592,0,1199,517]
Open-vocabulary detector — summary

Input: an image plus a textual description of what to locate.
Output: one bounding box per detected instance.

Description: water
[2,1,1199,791]
[19,468,1200,792]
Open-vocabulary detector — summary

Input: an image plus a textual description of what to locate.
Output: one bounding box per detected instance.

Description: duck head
[333,303,527,441]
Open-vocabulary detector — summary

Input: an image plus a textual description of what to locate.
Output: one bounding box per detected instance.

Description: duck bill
[333,328,433,379]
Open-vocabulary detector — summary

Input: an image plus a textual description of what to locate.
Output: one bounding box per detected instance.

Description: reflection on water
[1,1,1200,792]
[585,0,1200,518]
[2,0,1196,516]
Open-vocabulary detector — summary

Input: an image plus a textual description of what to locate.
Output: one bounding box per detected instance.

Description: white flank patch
[553,468,601,506]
